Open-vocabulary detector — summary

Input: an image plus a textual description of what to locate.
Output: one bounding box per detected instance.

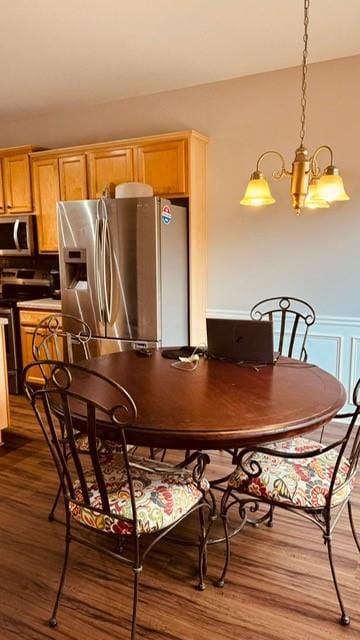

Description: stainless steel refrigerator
[58,197,188,356]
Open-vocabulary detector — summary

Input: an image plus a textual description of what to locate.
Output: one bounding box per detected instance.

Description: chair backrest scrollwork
[32,313,92,368]
[250,296,316,361]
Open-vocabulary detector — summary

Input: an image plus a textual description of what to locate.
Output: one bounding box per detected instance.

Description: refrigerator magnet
[161,205,172,224]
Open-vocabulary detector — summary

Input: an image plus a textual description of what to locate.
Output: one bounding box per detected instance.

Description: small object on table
[136,348,153,357]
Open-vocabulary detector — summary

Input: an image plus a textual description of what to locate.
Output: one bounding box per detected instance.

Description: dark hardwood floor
[1,395,359,640]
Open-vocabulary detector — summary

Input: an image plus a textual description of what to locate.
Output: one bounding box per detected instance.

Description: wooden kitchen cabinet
[0,146,43,215]
[32,154,88,252]
[32,157,60,253]
[20,324,42,384]
[135,139,187,195]
[3,153,32,213]
[0,162,4,213]
[20,309,63,384]
[59,154,87,201]
[0,320,10,444]
[87,138,187,198]
[87,147,134,198]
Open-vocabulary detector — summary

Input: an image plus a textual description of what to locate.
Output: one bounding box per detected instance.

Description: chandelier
[240,0,349,215]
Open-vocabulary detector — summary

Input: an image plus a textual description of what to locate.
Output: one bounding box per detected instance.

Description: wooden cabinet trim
[29,130,208,159]
[0,145,44,158]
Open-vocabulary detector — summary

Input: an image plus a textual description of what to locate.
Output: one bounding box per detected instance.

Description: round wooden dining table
[76,350,346,450]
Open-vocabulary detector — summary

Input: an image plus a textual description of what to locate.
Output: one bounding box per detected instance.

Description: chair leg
[196,503,213,591]
[215,514,230,588]
[131,537,142,640]
[348,501,360,553]
[197,507,206,591]
[49,508,71,627]
[267,504,275,528]
[325,533,350,626]
[48,480,62,521]
[131,568,141,640]
[215,488,233,588]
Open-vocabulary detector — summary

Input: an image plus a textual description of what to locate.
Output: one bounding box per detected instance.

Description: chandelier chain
[299,0,310,147]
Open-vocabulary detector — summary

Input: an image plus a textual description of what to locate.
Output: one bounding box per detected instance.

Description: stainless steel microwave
[0,215,35,256]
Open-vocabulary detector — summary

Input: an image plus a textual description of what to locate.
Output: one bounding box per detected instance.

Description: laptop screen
[206,318,276,364]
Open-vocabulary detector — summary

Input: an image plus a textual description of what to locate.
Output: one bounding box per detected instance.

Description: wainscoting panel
[207,309,360,411]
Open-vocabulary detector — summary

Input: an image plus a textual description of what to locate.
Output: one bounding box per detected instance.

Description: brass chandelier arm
[311,144,334,176]
[255,150,290,180]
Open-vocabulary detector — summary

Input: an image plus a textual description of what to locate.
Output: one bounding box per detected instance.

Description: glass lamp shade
[317,169,350,202]
[240,172,275,206]
[304,180,330,209]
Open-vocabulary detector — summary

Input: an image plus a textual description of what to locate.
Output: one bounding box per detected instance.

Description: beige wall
[1,54,359,316]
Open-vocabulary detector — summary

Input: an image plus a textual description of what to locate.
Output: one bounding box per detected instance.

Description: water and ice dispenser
[63,248,88,290]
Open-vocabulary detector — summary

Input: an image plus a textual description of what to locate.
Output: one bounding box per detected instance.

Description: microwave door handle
[13,219,21,252]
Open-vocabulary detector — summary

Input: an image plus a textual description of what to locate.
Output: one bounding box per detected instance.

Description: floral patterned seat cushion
[69,454,209,535]
[75,434,127,456]
[229,436,353,509]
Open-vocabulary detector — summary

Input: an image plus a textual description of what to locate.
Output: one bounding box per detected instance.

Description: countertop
[17,298,62,311]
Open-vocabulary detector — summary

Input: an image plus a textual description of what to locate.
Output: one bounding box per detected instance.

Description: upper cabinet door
[87,148,134,198]
[59,155,88,200]
[0,161,4,215]
[32,157,60,253]
[3,153,32,213]
[135,140,187,196]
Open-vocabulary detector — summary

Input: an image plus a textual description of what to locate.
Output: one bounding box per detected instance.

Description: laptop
[206,318,278,364]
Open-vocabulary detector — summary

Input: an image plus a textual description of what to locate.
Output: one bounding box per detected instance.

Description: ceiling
[2,0,360,118]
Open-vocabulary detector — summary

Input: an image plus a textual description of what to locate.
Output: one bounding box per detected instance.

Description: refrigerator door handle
[102,215,113,323]
[95,207,105,323]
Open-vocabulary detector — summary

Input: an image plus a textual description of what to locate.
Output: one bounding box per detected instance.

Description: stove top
[0,268,50,286]
[0,268,51,307]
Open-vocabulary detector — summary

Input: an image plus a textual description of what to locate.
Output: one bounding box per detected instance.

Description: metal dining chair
[23,360,215,640]
[228,297,316,471]
[248,296,317,523]
[217,376,360,626]
[250,296,316,361]
[32,313,123,520]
